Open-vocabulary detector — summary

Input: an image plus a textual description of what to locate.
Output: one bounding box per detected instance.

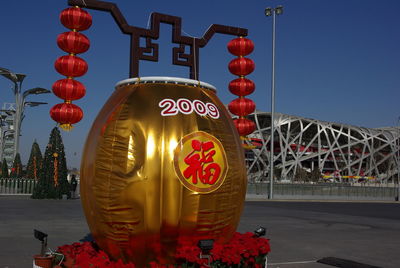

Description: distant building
[244,111,400,183]
[0,103,16,168]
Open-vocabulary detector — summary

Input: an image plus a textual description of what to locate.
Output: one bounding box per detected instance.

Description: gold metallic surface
[80,80,247,265]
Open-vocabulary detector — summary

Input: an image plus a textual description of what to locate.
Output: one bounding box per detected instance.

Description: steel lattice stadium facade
[243,111,400,183]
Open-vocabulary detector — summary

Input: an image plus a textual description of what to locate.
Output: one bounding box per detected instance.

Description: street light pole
[15,87,49,160]
[14,80,23,162]
[265,5,283,200]
[0,68,50,161]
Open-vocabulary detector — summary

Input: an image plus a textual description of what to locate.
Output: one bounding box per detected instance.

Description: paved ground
[238,201,400,268]
[0,196,399,268]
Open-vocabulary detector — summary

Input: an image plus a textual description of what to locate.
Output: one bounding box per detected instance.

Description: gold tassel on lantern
[59,124,74,131]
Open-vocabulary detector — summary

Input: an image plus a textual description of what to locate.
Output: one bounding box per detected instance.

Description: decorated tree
[1,158,9,178]
[26,141,44,180]
[32,127,70,199]
[10,153,23,178]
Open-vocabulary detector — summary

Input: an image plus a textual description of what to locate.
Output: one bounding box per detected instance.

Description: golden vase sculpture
[80,77,247,265]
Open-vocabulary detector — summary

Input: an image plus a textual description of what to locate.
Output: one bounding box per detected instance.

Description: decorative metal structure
[55,0,258,135]
[68,0,247,80]
[245,111,400,183]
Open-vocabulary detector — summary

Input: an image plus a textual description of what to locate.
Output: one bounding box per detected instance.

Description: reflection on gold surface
[146,132,156,159]
[168,137,178,159]
[127,135,134,161]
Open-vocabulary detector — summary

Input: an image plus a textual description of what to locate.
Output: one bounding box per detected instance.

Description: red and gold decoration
[51,6,92,131]
[51,2,267,266]
[80,79,247,266]
[227,37,256,149]
[33,156,37,180]
[53,152,59,186]
[174,131,228,194]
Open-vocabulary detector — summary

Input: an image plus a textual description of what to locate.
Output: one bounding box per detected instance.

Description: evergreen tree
[310,167,321,183]
[294,166,309,182]
[1,158,9,178]
[26,141,43,180]
[32,127,70,199]
[10,153,23,178]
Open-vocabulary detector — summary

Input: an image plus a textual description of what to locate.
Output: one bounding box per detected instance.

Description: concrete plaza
[0,196,399,268]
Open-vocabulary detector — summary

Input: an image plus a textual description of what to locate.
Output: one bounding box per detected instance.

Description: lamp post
[265,5,283,199]
[0,67,50,161]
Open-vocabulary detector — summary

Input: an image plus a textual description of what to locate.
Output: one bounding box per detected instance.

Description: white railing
[0,178,37,195]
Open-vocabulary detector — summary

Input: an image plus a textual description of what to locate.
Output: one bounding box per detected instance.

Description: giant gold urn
[80,77,247,265]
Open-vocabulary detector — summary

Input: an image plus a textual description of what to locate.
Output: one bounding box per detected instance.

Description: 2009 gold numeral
[159,98,220,119]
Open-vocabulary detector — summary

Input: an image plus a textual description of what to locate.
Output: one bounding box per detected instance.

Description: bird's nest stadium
[243,111,400,183]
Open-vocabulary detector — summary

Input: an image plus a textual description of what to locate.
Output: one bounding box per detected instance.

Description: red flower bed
[57,232,270,267]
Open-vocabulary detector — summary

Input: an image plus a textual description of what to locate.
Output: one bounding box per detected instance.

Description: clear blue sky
[1,0,399,169]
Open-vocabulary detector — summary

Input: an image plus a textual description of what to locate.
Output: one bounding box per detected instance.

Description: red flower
[57,232,270,267]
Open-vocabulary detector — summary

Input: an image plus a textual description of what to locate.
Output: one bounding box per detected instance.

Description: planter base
[33,254,54,268]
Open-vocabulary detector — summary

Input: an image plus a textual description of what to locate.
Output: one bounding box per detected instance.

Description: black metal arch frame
[68,0,248,79]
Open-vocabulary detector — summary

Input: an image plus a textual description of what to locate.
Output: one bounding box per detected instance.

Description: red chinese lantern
[228,57,255,76]
[233,118,256,136]
[60,7,92,31]
[50,103,83,131]
[57,31,90,54]
[52,78,86,101]
[52,6,92,130]
[55,55,88,77]
[229,77,255,96]
[227,36,257,146]
[228,98,256,116]
[227,37,254,56]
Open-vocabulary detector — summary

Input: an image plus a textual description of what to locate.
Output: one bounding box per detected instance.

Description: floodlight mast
[265,5,283,199]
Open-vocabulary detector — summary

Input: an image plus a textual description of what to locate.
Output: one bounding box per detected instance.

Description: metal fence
[247,182,399,201]
[0,178,37,195]
[1,178,398,201]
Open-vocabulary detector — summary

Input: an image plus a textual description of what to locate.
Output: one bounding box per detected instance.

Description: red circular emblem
[174,131,228,193]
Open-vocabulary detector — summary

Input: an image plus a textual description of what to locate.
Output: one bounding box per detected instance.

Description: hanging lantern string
[51,6,92,131]
[227,36,256,149]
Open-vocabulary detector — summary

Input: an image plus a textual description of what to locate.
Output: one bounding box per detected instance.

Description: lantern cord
[80,0,87,7]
